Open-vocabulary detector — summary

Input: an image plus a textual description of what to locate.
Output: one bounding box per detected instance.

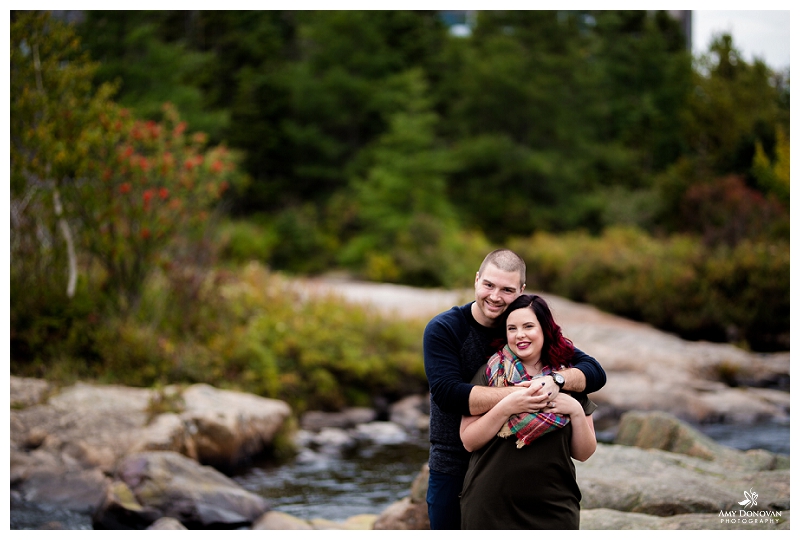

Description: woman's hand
[499,381,551,416]
[460,382,550,452]
[541,392,582,417]
[543,393,597,461]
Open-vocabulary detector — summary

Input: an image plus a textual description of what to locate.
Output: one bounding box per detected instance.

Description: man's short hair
[478,249,526,288]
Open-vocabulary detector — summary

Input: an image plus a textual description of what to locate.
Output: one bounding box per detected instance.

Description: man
[423,249,607,529]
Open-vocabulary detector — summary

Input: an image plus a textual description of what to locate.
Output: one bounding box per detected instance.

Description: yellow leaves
[752,127,789,205]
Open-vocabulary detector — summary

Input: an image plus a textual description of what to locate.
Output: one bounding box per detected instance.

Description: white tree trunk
[53,188,77,298]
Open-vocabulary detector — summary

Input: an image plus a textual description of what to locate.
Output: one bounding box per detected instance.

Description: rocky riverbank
[10,375,789,530]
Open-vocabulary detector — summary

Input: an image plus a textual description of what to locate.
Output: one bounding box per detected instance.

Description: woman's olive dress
[460,366,597,530]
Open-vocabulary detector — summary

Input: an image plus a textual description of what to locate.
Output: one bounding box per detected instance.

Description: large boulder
[171,383,292,470]
[10,379,292,473]
[94,451,270,529]
[15,464,110,514]
[613,410,789,470]
[10,381,156,471]
[576,444,789,516]
[10,378,292,528]
[546,295,791,424]
[372,498,430,530]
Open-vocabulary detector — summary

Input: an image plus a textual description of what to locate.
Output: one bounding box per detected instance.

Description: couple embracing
[423,249,607,529]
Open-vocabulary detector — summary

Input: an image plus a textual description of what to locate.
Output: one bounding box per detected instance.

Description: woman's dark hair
[503,294,574,368]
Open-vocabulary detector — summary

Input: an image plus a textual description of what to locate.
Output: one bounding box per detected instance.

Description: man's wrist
[560,367,587,393]
[550,372,565,390]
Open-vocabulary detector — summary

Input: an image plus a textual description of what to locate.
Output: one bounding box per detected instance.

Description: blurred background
[10,9,789,407]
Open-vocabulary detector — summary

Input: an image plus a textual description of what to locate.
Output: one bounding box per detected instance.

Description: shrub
[49,262,429,413]
[510,226,788,351]
[217,219,278,264]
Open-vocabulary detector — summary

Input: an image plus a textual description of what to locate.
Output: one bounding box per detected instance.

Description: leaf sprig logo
[738,488,758,509]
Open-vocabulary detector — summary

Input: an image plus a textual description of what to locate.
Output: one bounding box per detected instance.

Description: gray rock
[309,427,357,453]
[614,410,789,471]
[18,466,110,513]
[11,376,53,408]
[105,450,270,528]
[352,421,408,445]
[409,463,429,504]
[372,497,429,530]
[389,394,430,432]
[10,380,293,474]
[308,514,378,530]
[576,444,790,516]
[372,463,430,529]
[171,383,292,470]
[300,407,377,431]
[93,481,162,530]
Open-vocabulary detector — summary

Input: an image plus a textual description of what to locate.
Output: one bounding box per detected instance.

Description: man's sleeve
[423,317,474,416]
[570,347,607,394]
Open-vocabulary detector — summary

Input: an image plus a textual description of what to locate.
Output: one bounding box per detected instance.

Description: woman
[459,294,597,529]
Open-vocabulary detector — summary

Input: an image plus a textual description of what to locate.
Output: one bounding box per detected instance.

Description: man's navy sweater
[423,302,607,476]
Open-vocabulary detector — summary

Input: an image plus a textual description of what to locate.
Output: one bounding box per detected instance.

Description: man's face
[472,264,524,327]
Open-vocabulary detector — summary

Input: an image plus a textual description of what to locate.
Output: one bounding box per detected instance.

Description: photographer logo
[738,488,758,509]
[718,488,781,525]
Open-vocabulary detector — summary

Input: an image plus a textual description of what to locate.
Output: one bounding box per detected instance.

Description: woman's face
[506,306,544,366]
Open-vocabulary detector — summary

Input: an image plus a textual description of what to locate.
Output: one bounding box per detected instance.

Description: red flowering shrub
[71,102,243,310]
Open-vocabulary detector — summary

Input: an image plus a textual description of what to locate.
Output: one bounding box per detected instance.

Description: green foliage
[510,227,789,351]
[339,69,467,285]
[686,34,788,177]
[434,10,695,237]
[68,11,787,243]
[40,263,429,413]
[752,127,790,206]
[267,203,340,274]
[217,218,278,264]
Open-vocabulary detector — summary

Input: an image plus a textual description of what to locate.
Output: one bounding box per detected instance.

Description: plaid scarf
[486,344,570,449]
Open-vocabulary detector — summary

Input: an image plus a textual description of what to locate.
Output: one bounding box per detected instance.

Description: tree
[12,11,243,316]
[685,34,788,178]
[436,11,694,238]
[11,10,118,300]
[653,33,790,243]
[339,69,462,285]
[76,11,229,142]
